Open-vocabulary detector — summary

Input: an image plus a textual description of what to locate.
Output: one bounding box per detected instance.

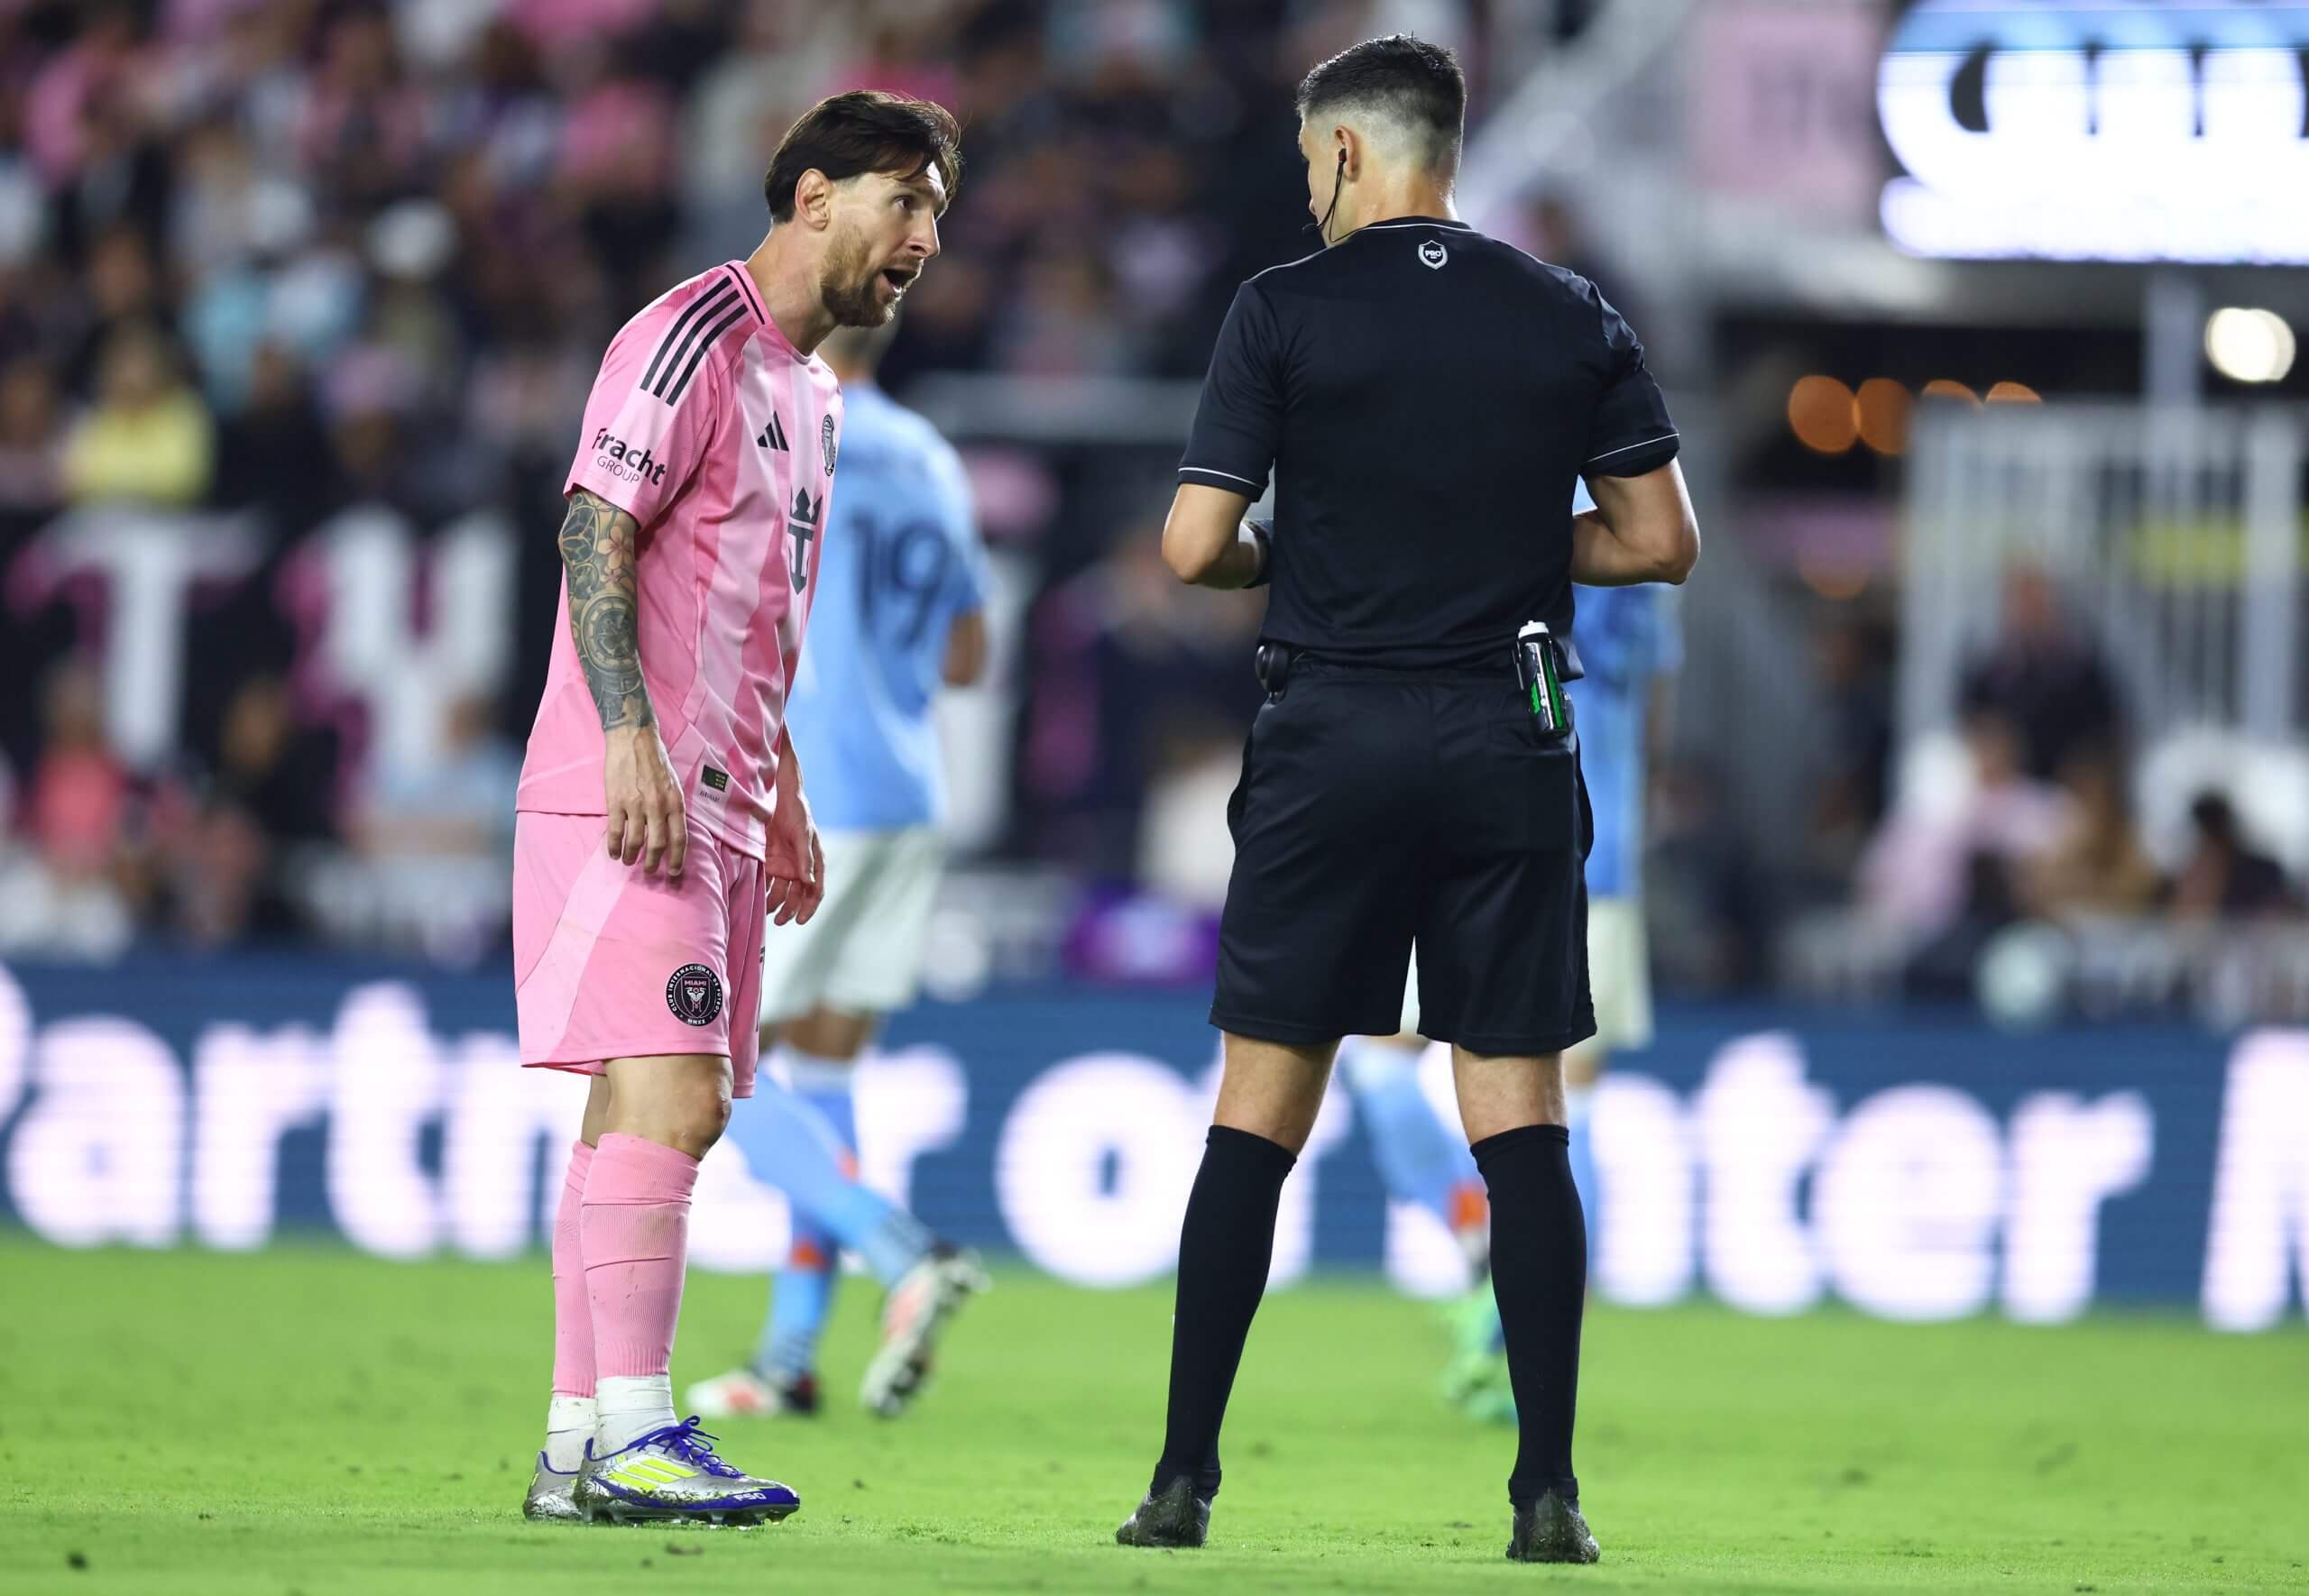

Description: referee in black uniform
[1113,35,1699,1564]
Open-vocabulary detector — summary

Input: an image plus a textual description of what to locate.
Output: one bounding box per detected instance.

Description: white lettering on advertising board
[0,966,2299,1329]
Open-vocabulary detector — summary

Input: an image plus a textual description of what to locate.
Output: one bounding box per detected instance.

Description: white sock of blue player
[757,1051,860,1380]
[725,1061,934,1312]
[1337,1036,1487,1249]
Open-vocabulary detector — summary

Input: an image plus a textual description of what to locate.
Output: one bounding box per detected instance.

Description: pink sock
[550,1139,596,1398]
[581,1133,701,1379]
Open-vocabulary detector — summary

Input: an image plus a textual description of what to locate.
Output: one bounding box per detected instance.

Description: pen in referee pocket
[1515,621,1569,736]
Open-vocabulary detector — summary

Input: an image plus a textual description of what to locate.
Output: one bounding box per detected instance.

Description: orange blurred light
[1919,379,1981,406]
[1856,378,1911,455]
[1985,381,2042,404]
[1789,375,1861,455]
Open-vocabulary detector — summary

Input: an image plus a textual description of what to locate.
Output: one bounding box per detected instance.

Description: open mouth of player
[880,267,918,298]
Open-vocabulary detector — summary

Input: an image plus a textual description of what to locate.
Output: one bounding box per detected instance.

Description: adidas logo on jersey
[757,414,788,451]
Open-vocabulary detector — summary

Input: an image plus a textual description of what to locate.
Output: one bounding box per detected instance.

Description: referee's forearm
[1183,538,1266,590]
[1568,509,1697,587]
[1162,483,1263,586]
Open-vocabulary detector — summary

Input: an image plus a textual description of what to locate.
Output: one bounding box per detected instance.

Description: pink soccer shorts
[512,812,765,1096]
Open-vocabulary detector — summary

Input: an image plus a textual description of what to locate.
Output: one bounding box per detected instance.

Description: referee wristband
[1239,517,1273,589]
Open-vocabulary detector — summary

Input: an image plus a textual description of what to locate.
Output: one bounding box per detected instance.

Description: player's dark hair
[764,90,962,223]
[1295,34,1466,172]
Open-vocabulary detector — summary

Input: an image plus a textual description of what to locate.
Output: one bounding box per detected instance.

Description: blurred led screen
[1880,1,2309,262]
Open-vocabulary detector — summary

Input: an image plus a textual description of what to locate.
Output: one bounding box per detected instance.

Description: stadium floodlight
[2203,308,2298,385]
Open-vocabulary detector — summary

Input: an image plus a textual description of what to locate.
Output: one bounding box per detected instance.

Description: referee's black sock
[1150,1124,1296,1502]
[1473,1123,1586,1509]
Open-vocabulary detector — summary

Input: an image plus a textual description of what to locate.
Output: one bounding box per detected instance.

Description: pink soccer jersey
[515,261,841,860]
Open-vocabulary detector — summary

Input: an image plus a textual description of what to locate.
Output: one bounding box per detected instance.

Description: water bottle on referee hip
[1514,621,1570,738]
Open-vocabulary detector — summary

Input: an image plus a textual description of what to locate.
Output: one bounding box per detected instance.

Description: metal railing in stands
[1901,400,2309,872]
[1902,403,2307,747]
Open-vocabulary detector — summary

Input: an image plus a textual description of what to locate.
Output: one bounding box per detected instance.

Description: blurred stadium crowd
[0,0,1599,959]
[0,0,2301,1001]
[1782,568,2305,1011]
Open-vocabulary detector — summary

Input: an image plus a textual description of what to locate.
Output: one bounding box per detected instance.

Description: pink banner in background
[1690,2,1886,222]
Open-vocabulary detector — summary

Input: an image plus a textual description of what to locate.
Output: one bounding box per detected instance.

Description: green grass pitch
[1,1236,2303,1594]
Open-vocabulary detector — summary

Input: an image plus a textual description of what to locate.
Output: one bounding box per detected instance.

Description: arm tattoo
[558,489,654,729]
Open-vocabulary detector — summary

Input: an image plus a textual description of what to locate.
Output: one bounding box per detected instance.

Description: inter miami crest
[788,487,822,592]
[666,963,723,1027]
[821,415,838,477]
[1418,238,1449,270]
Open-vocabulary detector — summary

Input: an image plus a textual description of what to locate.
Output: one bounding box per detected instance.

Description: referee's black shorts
[1210,656,1595,1057]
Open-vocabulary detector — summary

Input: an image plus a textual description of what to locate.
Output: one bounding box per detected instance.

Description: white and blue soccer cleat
[572,1417,799,1526]
[685,1367,821,1420]
[860,1244,989,1417]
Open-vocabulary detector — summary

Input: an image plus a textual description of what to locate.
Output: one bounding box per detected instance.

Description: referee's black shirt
[1179,217,1679,669]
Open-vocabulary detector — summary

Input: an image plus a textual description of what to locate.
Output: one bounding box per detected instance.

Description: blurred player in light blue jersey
[1550,574,1679,1189]
[691,319,991,1422]
[1331,485,1680,1418]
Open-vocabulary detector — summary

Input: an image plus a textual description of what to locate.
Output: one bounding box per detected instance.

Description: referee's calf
[1112,33,1699,1564]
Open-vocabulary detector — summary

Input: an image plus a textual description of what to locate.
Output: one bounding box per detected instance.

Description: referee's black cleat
[1114,1478,1210,1548]
[1506,1491,1599,1564]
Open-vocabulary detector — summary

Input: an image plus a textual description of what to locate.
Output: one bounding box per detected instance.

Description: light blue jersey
[784,383,985,833]
[1568,582,1679,900]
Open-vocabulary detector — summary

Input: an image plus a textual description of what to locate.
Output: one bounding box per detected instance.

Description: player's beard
[819,225,891,329]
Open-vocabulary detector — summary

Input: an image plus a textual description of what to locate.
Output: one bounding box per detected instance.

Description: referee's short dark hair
[1295,34,1467,173]
[764,90,962,222]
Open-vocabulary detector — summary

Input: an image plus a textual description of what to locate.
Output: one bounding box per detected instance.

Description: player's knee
[1213,1105,1311,1157]
[649,1064,733,1155]
[680,1078,733,1150]
[1452,1048,1568,1142]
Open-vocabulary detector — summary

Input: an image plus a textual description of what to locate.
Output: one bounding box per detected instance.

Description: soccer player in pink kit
[512,91,961,1527]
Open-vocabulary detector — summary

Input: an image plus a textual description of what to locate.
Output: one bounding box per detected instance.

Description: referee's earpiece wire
[1313,147,1346,245]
